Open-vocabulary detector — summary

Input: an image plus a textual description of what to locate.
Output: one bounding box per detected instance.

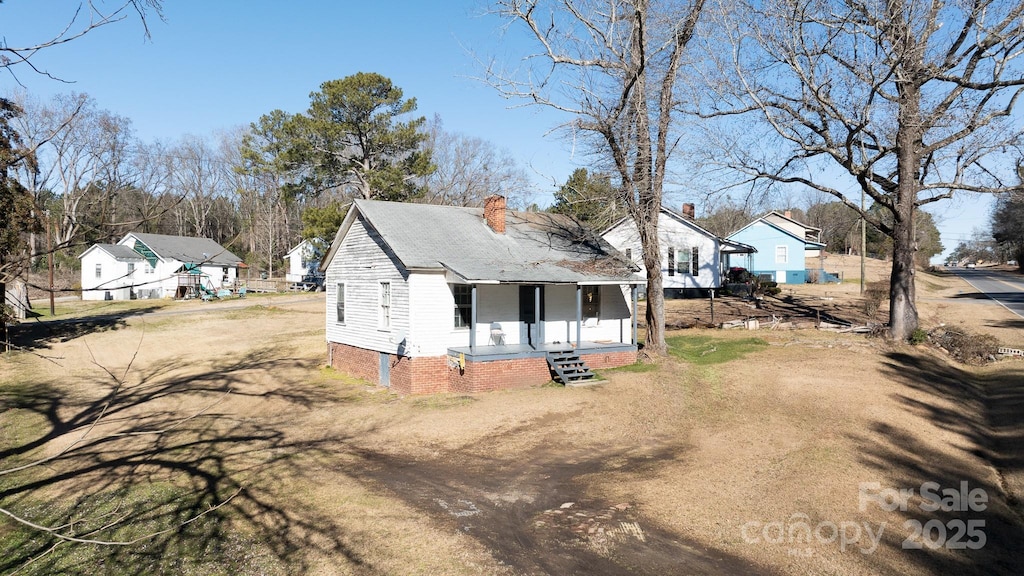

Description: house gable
[602,208,723,289]
[325,213,410,356]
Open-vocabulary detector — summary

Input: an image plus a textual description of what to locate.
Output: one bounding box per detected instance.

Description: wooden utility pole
[47,211,55,316]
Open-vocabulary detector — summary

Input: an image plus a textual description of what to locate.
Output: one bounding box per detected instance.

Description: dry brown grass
[2,269,1023,575]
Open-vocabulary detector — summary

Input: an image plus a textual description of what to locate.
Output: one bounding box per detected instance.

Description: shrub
[863,281,888,319]
[909,328,928,345]
[931,327,1001,365]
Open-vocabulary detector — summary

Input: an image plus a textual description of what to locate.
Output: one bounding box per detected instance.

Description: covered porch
[449,340,636,361]
[446,280,644,360]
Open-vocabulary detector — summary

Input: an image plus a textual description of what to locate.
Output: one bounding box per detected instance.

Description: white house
[602,204,755,297]
[285,239,324,284]
[80,232,243,300]
[321,196,645,395]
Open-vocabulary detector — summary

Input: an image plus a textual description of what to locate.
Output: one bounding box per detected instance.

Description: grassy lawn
[2,278,1023,575]
[666,334,769,365]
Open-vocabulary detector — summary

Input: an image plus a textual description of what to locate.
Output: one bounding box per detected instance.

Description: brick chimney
[784,210,792,219]
[682,203,695,220]
[484,195,507,234]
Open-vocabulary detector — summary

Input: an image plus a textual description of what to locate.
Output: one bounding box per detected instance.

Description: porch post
[534,285,542,347]
[631,284,639,345]
[470,284,477,352]
[575,284,582,349]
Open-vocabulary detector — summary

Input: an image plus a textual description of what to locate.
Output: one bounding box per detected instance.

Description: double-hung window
[336,283,346,323]
[453,284,471,328]
[95,263,102,279]
[775,245,789,264]
[379,281,391,329]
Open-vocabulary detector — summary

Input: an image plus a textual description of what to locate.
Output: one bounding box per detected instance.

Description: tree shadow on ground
[985,318,1024,331]
[8,306,163,351]
[0,346,381,575]
[352,419,775,576]
[849,352,1024,575]
[951,292,1024,306]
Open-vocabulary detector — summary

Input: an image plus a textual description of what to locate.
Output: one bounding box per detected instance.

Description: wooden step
[545,350,597,385]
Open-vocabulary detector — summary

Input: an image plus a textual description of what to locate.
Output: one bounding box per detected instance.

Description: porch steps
[546,350,600,386]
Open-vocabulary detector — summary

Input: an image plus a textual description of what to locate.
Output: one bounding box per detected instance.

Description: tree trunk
[888,210,918,339]
[0,280,7,352]
[638,215,666,355]
[890,71,922,340]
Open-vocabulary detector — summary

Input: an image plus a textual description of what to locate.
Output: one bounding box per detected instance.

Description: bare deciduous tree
[422,115,533,208]
[705,0,1024,339]
[0,1,163,84]
[486,0,706,355]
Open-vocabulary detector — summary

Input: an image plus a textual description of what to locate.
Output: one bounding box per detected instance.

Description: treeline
[2,73,533,281]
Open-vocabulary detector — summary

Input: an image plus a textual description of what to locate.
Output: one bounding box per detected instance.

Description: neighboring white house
[602,204,755,297]
[80,232,243,300]
[285,239,324,284]
[321,196,645,395]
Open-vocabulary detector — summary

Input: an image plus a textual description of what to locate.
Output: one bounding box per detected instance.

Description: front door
[519,285,544,348]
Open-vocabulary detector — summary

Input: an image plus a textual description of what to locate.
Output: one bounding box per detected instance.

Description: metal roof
[92,244,145,261]
[126,233,243,266]
[329,200,643,284]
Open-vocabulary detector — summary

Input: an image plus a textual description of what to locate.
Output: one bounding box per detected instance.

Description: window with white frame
[676,247,688,275]
[95,263,102,278]
[667,247,675,276]
[775,245,789,264]
[625,248,632,262]
[690,247,699,275]
[336,283,345,323]
[127,262,135,277]
[379,281,391,329]
[145,262,154,274]
[452,284,471,328]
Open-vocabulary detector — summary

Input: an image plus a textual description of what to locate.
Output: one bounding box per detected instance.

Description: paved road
[949,267,1024,318]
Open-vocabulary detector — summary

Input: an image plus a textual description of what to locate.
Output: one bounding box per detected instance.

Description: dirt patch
[355,441,763,576]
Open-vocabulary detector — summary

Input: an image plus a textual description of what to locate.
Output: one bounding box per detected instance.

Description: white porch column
[631,284,639,345]
[575,284,582,349]
[470,284,477,352]
[534,284,541,347]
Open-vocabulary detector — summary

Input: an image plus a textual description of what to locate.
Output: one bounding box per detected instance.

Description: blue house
[726,213,826,284]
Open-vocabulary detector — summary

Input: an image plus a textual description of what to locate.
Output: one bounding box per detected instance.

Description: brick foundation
[328,342,637,395]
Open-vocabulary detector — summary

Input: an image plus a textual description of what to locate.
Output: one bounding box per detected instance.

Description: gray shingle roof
[341,200,641,284]
[95,244,145,260]
[129,233,243,266]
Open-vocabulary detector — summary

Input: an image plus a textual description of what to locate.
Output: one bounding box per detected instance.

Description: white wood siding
[543,284,630,344]
[603,212,721,289]
[80,249,134,301]
[408,272,460,356]
[325,215,410,355]
[285,240,311,283]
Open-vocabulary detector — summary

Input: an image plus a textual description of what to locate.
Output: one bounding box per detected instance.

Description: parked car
[966,263,977,269]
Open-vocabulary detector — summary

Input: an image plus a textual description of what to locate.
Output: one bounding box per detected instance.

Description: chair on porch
[489,322,506,346]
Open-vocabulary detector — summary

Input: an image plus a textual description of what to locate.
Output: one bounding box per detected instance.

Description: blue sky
[1,0,999,261]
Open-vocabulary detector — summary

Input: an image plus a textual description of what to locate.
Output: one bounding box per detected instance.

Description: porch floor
[448,341,636,362]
